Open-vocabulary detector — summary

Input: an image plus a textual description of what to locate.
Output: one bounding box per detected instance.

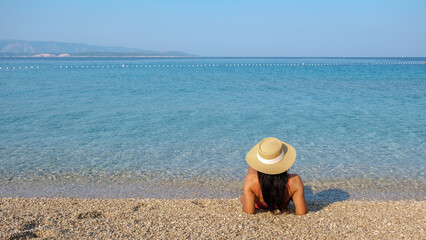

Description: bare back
[240,167,307,215]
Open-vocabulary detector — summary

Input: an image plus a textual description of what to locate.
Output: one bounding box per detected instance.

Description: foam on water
[0,57,425,200]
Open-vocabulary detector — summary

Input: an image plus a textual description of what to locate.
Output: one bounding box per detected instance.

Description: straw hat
[245,137,296,175]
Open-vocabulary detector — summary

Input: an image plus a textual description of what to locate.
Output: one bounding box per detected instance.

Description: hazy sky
[1,0,425,57]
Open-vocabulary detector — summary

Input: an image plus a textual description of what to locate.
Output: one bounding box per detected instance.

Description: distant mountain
[0,40,193,57]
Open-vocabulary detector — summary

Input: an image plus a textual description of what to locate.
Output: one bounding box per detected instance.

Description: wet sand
[1,198,424,239]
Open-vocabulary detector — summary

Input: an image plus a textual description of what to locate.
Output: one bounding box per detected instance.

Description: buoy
[302,63,305,66]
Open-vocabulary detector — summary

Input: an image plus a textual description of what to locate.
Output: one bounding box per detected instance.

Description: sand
[1,198,424,239]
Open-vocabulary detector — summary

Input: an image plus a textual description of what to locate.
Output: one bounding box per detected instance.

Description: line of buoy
[0,62,425,70]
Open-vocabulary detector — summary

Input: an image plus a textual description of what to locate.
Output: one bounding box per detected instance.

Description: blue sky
[1,0,425,57]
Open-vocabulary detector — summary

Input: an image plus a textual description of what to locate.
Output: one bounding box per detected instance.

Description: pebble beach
[1,198,424,239]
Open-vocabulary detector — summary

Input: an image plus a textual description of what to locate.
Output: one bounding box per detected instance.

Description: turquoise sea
[0,57,425,200]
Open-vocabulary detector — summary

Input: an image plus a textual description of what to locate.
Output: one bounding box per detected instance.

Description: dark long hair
[258,171,289,213]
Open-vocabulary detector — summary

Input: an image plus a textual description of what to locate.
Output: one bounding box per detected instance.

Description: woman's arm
[290,175,308,215]
[241,173,257,214]
[241,186,256,214]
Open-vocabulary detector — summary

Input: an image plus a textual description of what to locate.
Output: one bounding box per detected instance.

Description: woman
[240,137,307,215]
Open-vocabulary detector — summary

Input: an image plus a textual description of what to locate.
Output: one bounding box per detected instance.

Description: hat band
[256,150,284,165]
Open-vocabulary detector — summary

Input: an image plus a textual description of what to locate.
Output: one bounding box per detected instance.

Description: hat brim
[245,140,296,175]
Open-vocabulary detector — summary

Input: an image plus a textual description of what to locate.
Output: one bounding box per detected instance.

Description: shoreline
[1,177,424,201]
[1,197,424,239]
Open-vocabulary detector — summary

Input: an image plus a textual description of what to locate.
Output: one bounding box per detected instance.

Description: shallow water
[0,57,425,200]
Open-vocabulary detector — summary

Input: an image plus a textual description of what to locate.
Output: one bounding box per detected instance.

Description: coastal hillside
[0,40,192,57]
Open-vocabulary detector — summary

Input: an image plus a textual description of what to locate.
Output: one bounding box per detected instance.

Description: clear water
[0,57,425,200]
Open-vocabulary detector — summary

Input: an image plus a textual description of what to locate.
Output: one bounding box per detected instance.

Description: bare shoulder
[243,169,259,193]
[289,174,304,192]
[244,173,258,188]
